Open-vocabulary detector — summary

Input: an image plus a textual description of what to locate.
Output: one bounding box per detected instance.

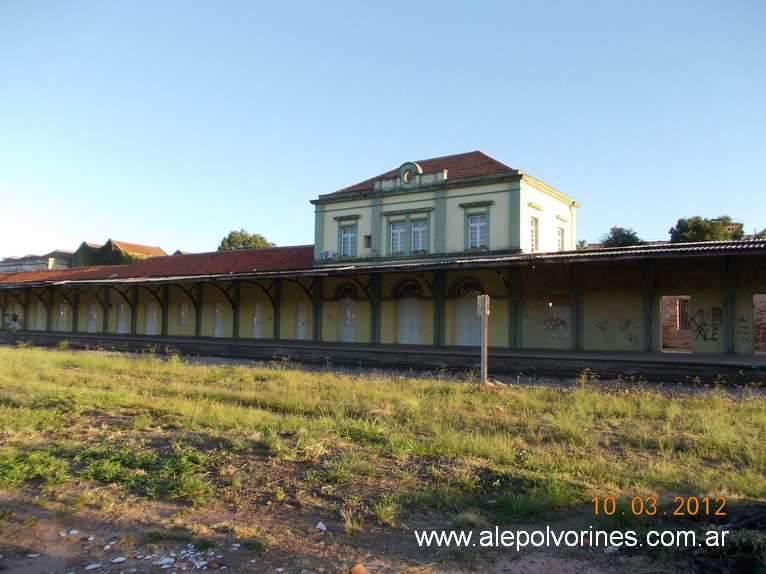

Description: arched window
[397,281,422,298]
[456,280,482,297]
[336,284,358,299]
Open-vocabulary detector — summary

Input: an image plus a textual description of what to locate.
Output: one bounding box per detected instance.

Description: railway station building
[2,151,766,360]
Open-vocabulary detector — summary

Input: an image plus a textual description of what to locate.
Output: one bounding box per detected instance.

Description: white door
[57,304,69,332]
[340,297,354,342]
[213,303,223,337]
[145,302,158,335]
[296,303,307,340]
[398,297,420,344]
[116,303,127,334]
[252,303,262,338]
[456,297,481,346]
[87,303,98,333]
[35,301,45,330]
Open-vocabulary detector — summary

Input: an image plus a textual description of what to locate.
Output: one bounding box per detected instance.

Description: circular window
[398,162,422,185]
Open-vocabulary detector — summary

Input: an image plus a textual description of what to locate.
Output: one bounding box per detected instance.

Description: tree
[601,226,643,247]
[217,229,275,251]
[669,216,742,243]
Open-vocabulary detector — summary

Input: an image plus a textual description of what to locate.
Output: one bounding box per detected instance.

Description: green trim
[371,195,382,257]
[458,200,494,209]
[161,285,169,336]
[314,203,325,261]
[434,189,446,254]
[508,181,521,250]
[381,207,434,217]
[333,214,361,221]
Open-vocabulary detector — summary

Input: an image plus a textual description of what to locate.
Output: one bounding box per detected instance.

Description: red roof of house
[108,240,167,257]
[334,150,517,194]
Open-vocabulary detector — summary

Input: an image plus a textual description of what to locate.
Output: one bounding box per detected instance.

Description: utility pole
[477,294,490,384]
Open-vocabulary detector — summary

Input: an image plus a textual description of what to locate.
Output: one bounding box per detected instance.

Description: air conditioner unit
[323,251,336,260]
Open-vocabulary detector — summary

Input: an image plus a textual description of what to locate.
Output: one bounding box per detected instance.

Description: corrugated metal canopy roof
[1,240,764,288]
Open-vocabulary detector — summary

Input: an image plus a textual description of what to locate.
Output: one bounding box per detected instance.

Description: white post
[477,295,490,384]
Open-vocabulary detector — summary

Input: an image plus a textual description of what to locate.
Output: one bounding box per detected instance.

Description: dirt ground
[0,482,706,574]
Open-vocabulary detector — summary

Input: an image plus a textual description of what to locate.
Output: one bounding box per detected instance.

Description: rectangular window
[411,220,428,253]
[468,214,488,249]
[530,217,539,252]
[178,302,188,326]
[341,225,356,257]
[390,221,405,254]
[364,235,372,249]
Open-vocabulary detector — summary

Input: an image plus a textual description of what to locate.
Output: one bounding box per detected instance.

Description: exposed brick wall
[661,296,691,350]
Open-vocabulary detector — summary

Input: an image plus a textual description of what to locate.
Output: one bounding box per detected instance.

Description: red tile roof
[114,245,314,278]
[0,245,315,285]
[0,265,125,285]
[333,150,517,194]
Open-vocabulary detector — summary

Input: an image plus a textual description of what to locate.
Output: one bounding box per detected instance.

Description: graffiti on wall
[548,294,571,340]
[691,307,722,342]
[548,315,570,339]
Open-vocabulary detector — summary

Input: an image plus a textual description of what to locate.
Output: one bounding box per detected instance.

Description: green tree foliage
[601,227,643,247]
[217,229,275,251]
[669,216,743,243]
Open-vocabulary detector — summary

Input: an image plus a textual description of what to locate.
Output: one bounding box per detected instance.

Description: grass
[0,345,765,531]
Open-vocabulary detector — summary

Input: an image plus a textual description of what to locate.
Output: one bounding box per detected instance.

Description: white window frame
[411,219,428,254]
[390,221,405,255]
[530,217,539,252]
[468,214,488,250]
[340,225,356,257]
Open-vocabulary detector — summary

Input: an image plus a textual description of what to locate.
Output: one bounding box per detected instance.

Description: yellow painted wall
[279,280,313,340]
[581,263,644,351]
[520,179,577,253]
[237,282,275,339]
[106,289,132,335]
[520,266,571,349]
[321,197,372,258]
[444,184,510,253]
[165,285,196,337]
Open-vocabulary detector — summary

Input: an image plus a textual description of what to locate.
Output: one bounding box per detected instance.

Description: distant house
[74,240,166,267]
[0,250,73,272]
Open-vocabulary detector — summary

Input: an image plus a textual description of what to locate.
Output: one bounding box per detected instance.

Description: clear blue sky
[1,1,764,259]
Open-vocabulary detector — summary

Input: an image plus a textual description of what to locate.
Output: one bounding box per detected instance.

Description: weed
[451,509,489,530]
[243,537,268,552]
[340,508,364,534]
[0,447,70,486]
